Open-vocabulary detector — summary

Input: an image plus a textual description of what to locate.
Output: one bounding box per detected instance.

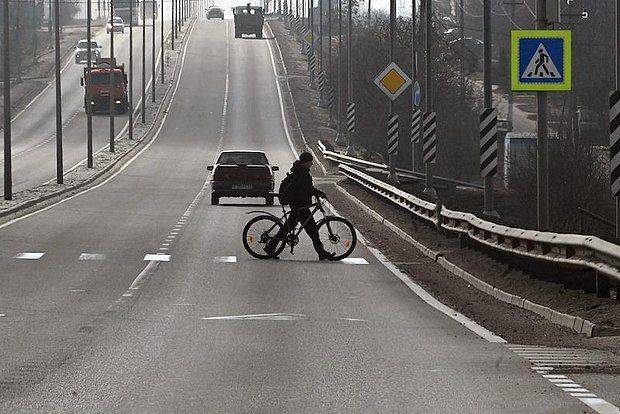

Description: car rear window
[217,152,268,165]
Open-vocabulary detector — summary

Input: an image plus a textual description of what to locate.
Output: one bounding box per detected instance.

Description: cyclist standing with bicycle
[264,152,336,261]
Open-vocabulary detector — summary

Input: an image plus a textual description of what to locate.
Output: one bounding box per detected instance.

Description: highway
[0,18,602,412]
[0,17,170,193]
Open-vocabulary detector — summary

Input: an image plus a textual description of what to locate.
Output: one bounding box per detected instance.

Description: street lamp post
[108,0,115,153]
[141,0,146,123]
[54,0,64,180]
[129,0,134,139]
[152,0,155,102]
[3,0,12,199]
[87,0,94,165]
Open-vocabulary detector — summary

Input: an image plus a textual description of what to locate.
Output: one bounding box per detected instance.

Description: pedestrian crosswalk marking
[521,43,560,79]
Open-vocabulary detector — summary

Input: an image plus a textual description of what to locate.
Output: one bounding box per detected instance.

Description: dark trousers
[268,206,325,254]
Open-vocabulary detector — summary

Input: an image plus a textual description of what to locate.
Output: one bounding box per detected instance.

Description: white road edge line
[265,20,620,414]
[0,23,195,231]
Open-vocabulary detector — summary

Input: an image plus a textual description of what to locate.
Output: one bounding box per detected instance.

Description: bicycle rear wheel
[316,216,357,260]
[242,215,287,259]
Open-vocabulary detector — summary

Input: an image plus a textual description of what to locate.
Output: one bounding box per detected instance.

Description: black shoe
[318,251,336,261]
[263,245,279,260]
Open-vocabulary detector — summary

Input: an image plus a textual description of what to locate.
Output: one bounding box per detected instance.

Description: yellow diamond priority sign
[374,62,412,101]
[303,30,314,47]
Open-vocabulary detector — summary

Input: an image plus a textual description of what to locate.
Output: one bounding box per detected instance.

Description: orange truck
[81,58,129,114]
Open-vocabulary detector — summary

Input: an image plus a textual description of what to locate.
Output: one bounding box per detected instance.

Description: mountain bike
[242,194,357,260]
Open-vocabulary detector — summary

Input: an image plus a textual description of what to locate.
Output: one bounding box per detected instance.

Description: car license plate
[232,184,252,190]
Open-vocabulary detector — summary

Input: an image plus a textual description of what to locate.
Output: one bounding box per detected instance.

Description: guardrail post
[596,271,611,298]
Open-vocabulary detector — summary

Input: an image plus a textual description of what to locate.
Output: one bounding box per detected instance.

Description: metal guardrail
[317,140,484,190]
[338,164,620,285]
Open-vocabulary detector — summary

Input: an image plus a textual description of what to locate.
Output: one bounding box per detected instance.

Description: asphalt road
[0,17,170,193]
[0,19,604,413]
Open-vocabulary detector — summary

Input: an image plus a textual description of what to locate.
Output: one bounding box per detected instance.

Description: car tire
[211,193,219,205]
[256,31,263,39]
[235,31,241,38]
[265,196,274,206]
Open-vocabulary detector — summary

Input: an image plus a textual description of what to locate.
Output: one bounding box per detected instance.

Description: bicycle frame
[246,196,329,253]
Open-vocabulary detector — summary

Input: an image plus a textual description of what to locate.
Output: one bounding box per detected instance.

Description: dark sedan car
[207,6,225,19]
[207,150,278,205]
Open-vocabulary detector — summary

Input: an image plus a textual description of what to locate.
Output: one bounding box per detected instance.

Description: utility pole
[482,0,498,216]
[172,0,175,49]
[129,0,134,139]
[152,0,155,102]
[459,0,464,95]
[387,0,398,182]
[3,0,11,200]
[109,0,115,153]
[54,0,63,182]
[422,0,436,197]
[142,0,146,123]
[87,0,94,166]
[161,0,164,84]
[616,0,620,238]
[411,0,417,172]
[346,0,353,152]
[335,0,343,144]
[536,0,548,229]
[367,0,370,21]
[319,0,323,73]
[327,0,334,117]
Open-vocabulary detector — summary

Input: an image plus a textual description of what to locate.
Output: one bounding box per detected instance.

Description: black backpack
[278,173,294,205]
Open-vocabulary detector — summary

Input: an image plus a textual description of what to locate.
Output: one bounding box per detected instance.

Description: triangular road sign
[521,43,561,79]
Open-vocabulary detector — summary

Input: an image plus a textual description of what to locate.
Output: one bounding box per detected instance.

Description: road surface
[0,18,607,413]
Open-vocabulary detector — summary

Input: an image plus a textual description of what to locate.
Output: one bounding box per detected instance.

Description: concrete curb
[0,19,195,224]
[334,184,602,338]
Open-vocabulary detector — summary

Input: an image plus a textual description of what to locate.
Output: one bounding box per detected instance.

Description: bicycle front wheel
[317,216,357,260]
[242,215,287,259]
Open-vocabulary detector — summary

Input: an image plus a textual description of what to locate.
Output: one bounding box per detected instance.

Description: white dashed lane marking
[79,253,106,261]
[143,254,171,262]
[213,256,237,263]
[14,252,45,260]
[340,257,369,265]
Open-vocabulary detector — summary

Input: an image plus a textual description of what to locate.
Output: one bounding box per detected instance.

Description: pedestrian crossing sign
[511,30,571,91]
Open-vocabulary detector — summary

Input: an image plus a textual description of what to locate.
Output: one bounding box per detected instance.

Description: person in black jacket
[265,152,335,260]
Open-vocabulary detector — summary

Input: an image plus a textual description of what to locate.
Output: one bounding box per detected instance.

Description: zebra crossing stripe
[422,112,437,163]
[410,108,421,143]
[480,107,498,178]
[610,90,620,196]
[387,114,399,155]
[347,102,355,132]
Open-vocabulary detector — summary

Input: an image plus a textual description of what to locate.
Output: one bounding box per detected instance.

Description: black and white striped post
[422,112,436,163]
[422,111,437,196]
[387,114,399,156]
[610,90,620,239]
[318,71,329,107]
[309,53,317,89]
[480,107,498,216]
[410,108,421,171]
[347,102,356,133]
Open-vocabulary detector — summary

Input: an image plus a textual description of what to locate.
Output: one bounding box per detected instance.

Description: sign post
[373,62,412,181]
